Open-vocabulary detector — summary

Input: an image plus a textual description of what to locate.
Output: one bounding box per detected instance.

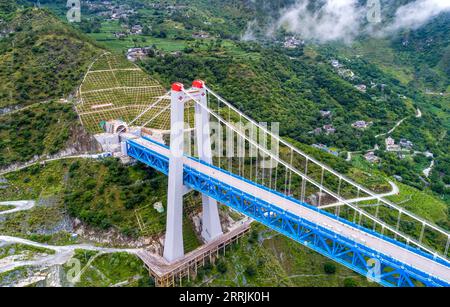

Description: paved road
[416,108,422,118]
[0,201,35,216]
[0,154,104,176]
[0,236,140,274]
[318,181,399,209]
[134,138,450,284]
[423,160,435,178]
[0,202,140,277]
[375,117,408,139]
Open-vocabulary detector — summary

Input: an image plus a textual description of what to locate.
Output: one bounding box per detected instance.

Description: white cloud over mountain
[273,0,450,43]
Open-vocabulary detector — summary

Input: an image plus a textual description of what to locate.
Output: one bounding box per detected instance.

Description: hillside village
[0,0,449,289]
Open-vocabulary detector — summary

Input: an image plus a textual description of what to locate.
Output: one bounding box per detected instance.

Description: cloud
[386,0,450,32]
[276,0,363,43]
[269,0,450,43]
[242,20,258,41]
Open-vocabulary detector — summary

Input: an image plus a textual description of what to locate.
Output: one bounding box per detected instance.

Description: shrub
[324,262,337,274]
[343,278,358,287]
[247,230,258,244]
[244,265,256,277]
[216,260,228,274]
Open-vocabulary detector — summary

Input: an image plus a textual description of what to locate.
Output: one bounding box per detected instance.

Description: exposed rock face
[67,125,102,154]
[0,124,101,174]
[73,221,161,250]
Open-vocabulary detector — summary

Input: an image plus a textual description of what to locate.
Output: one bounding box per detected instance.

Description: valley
[0,0,449,288]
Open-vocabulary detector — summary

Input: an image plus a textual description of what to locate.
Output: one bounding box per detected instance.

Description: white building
[385,137,400,152]
[352,121,370,129]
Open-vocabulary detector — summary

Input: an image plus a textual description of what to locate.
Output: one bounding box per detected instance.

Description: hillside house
[323,124,336,134]
[284,36,304,49]
[355,84,367,93]
[331,60,341,68]
[352,120,370,129]
[320,110,332,118]
[192,31,210,39]
[364,152,380,163]
[131,25,143,35]
[399,139,413,150]
[385,137,400,152]
[126,47,152,62]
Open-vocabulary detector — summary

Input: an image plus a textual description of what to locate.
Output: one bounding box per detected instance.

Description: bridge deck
[133,138,450,284]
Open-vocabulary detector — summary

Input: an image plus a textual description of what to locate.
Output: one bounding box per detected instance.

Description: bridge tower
[163,81,224,262]
[192,80,223,242]
[163,82,186,262]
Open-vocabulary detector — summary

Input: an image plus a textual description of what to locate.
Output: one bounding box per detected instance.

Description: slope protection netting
[77,53,196,132]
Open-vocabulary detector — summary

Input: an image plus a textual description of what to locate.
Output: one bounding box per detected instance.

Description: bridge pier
[193,80,223,242]
[163,83,186,262]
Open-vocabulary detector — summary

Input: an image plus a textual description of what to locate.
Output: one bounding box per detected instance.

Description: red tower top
[192,80,205,89]
[171,82,184,92]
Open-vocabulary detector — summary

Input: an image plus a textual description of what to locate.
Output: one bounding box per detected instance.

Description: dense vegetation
[143,47,404,147]
[0,8,102,108]
[0,102,78,168]
[184,224,376,287]
[7,0,447,206]
[1,0,447,220]
[1,0,449,287]
[64,158,167,237]
[64,250,153,287]
[0,0,17,20]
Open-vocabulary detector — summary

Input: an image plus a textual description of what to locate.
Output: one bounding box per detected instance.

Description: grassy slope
[0,101,79,168]
[63,158,168,237]
[0,158,200,244]
[63,250,153,287]
[187,225,376,287]
[0,8,102,108]
[0,8,104,168]
[387,182,449,229]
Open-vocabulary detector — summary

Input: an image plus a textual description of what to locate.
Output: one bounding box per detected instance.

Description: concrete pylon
[192,80,223,242]
[163,82,186,262]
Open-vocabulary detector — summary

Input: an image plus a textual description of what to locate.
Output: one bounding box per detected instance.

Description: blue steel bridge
[118,81,450,287]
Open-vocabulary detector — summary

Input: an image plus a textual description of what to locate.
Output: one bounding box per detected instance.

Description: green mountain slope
[1,0,448,288]
[0,8,103,108]
[0,7,103,167]
[0,0,17,20]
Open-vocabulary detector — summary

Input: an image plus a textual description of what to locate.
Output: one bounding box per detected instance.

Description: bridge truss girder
[126,139,449,287]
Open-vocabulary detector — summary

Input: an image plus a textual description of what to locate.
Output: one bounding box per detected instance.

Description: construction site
[76,53,253,287]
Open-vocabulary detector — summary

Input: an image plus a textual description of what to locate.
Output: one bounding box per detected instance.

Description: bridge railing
[124,80,449,262]
[184,86,450,261]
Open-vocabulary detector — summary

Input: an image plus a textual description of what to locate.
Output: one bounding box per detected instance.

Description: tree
[324,262,336,274]
[343,278,358,287]
[216,260,228,274]
[245,265,256,277]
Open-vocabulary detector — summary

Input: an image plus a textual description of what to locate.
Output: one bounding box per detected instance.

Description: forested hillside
[13,0,447,201]
[0,0,17,20]
[0,8,102,108]
[1,0,449,288]
[0,7,103,167]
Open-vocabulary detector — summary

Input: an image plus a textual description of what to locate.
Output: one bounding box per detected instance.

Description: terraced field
[77,53,198,133]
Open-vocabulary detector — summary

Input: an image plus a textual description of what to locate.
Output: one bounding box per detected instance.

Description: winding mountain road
[0,201,35,216]
[318,180,400,209]
[0,201,141,278]
[375,117,408,139]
